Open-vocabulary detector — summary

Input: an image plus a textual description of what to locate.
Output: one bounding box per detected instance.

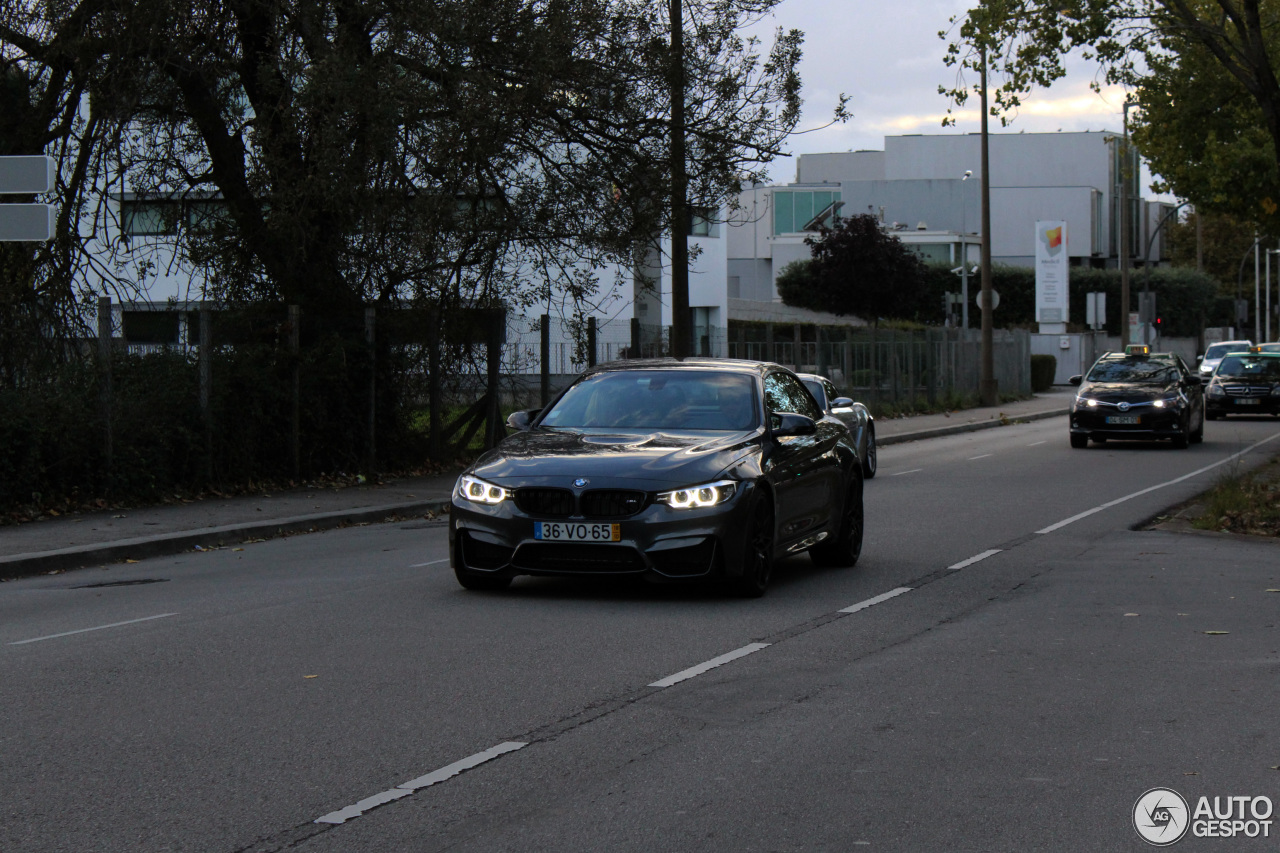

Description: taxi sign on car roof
[1124,344,1150,356]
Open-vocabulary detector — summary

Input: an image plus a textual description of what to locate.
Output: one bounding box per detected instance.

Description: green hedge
[1030,354,1057,392]
[922,263,1229,337]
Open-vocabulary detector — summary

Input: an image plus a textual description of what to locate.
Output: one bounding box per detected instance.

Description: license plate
[1235,398,1260,405]
[1106,415,1140,424]
[534,522,620,542]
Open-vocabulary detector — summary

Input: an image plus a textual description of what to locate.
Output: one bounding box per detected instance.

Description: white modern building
[727,131,1176,312]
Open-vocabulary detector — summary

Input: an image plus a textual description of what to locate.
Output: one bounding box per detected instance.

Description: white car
[1198,340,1253,378]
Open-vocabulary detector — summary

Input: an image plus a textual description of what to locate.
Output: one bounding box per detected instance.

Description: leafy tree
[1164,210,1270,296]
[940,1,1280,194]
[777,214,928,323]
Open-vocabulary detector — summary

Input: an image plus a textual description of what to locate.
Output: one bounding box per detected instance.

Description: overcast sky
[754,0,1154,191]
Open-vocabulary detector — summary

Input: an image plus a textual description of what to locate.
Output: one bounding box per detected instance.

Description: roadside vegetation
[1191,458,1280,537]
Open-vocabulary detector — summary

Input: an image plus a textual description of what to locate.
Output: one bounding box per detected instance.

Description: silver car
[797,373,877,478]
[1198,340,1253,377]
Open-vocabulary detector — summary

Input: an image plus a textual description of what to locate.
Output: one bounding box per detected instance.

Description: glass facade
[772,189,841,234]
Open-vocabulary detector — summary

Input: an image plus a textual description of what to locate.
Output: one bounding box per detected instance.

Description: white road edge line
[1027,440,1047,446]
[1036,431,1280,534]
[315,742,527,825]
[8,613,179,646]
[839,587,912,614]
[969,453,993,460]
[891,468,923,476]
[948,549,1003,570]
[649,643,771,688]
[409,558,449,567]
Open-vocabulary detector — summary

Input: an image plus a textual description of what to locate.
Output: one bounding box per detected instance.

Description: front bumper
[1206,395,1280,416]
[1069,406,1186,440]
[448,481,758,582]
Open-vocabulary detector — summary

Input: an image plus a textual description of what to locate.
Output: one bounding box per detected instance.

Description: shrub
[1030,354,1057,392]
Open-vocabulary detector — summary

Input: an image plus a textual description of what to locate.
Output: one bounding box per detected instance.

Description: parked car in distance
[796,372,876,478]
[1205,348,1280,418]
[1198,340,1253,378]
[1068,346,1205,448]
[450,358,866,597]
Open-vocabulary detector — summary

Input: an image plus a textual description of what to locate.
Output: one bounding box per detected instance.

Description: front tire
[1190,410,1205,443]
[1172,413,1190,449]
[730,495,775,598]
[1070,433,1088,449]
[811,471,864,568]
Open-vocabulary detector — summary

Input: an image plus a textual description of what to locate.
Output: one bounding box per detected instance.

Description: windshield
[1085,361,1179,384]
[540,370,759,430]
[1205,343,1250,359]
[1216,356,1280,379]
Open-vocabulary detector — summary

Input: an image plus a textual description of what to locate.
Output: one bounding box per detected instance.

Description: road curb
[0,499,452,582]
[877,407,1067,447]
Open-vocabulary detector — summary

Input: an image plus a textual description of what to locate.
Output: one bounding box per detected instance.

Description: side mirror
[831,396,855,410]
[1068,375,1083,386]
[1196,354,1204,363]
[505,409,540,431]
[770,412,817,437]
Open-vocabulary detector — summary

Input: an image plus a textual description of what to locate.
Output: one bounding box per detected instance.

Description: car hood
[469,427,761,488]
[1080,382,1179,400]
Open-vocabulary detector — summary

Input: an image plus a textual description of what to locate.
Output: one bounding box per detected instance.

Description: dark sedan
[797,373,876,478]
[449,358,865,596]
[1205,350,1280,418]
[1068,348,1204,448]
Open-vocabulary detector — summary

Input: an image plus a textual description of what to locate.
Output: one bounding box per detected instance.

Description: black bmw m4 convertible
[448,358,865,597]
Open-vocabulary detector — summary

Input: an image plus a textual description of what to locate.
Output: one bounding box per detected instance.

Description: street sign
[1,155,57,242]
[0,155,54,194]
[0,204,54,241]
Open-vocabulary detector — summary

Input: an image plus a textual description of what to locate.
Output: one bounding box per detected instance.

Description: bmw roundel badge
[573,478,589,488]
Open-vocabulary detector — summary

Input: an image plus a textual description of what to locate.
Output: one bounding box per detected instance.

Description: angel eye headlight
[456,474,509,505]
[656,480,737,509]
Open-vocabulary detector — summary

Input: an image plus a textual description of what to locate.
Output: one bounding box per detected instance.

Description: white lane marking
[649,643,771,688]
[969,453,993,460]
[891,468,923,477]
[1036,431,1280,534]
[8,613,178,646]
[1027,440,1047,447]
[409,558,449,567]
[838,587,912,614]
[948,549,1002,570]
[315,742,527,825]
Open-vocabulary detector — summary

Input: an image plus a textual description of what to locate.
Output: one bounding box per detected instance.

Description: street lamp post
[1119,100,1135,349]
[1140,201,1189,345]
[961,169,973,331]
[979,46,997,406]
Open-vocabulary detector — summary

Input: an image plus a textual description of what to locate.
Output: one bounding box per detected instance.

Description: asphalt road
[4,416,1280,852]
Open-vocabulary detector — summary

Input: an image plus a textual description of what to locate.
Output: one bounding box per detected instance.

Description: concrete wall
[796,150,886,183]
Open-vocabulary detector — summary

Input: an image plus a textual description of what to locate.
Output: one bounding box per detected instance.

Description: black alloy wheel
[731,494,775,598]
[454,567,513,592]
[811,471,864,568]
[1070,433,1088,449]
[862,428,877,478]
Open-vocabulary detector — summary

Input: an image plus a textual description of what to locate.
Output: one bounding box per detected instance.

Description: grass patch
[1190,458,1280,536]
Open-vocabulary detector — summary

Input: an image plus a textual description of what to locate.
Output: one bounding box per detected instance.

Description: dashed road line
[315,742,527,825]
[8,613,179,645]
[838,587,912,614]
[948,549,1003,570]
[649,643,771,688]
[1027,440,1047,447]
[891,468,923,476]
[969,453,993,460]
[409,558,449,567]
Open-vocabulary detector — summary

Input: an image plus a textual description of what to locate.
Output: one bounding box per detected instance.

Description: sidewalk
[0,389,1074,580]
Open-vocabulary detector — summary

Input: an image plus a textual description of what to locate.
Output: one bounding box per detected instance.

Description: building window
[122,200,182,236]
[689,208,719,238]
[772,189,841,234]
[908,243,952,263]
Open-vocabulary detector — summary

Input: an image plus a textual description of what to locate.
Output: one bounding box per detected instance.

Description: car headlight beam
[456,474,509,505]
[656,480,737,509]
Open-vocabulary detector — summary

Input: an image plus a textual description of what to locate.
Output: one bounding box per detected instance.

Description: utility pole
[979,45,997,406]
[1120,100,1134,349]
[668,0,691,359]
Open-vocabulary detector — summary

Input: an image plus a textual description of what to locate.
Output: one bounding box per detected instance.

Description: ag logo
[1134,787,1190,846]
